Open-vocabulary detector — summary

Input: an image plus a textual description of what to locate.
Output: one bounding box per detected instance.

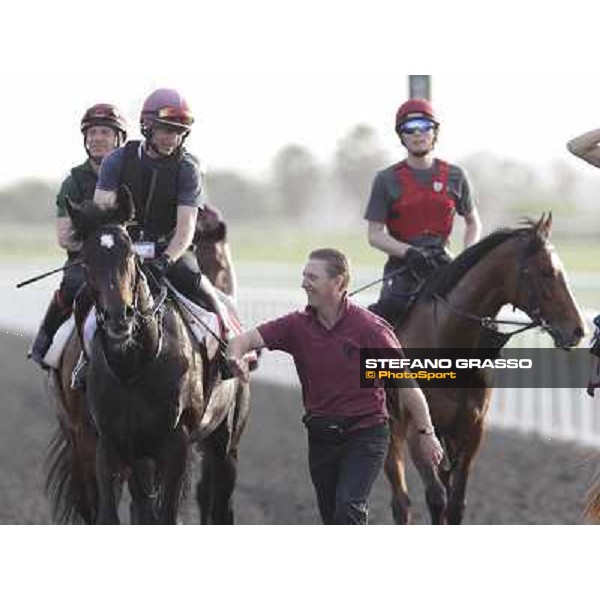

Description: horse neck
[197,240,233,295]
[427,238,522,346]
[455,241,519,310]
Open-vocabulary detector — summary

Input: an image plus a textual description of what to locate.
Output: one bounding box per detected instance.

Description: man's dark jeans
[308,423,389,524]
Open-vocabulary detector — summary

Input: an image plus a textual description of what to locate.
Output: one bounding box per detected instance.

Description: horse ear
[66,196,93,238]
[533,212,545,236]
[65,195,81,222]
[116,185,136,224]
[539,210,553,240]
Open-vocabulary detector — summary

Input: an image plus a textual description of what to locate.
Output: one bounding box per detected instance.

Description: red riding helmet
[80,103,127,143]
[140,88,194,137]
[395,99,438,131]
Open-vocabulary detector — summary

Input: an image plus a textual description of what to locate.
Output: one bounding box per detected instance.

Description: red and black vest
[117,141,182,242]
[386,159,455,243]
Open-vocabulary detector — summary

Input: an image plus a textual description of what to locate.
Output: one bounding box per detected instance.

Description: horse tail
[585,480,600,523]
[44,424,97,524]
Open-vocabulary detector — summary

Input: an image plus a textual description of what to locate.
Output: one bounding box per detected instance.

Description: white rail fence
[236,289,600,448]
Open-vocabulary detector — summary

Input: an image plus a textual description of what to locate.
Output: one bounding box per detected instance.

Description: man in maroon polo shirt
[226,248,443,524]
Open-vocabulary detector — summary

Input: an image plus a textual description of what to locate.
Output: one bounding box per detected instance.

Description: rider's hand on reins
[145,253,173,282]
[405,247,436,279]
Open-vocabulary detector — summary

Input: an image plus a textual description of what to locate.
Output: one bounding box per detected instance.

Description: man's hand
[418,430,444,466]
[405,247,435,278]
[226,356,250,383]
[145,253,173,282]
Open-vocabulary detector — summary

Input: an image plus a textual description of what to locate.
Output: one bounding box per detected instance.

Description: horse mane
[422,220,545,300]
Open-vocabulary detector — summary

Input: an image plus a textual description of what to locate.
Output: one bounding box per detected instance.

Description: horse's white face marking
[100,234,115,250]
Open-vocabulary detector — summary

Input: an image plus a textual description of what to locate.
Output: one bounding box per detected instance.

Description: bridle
[87,229,169,379]
[93,255,167,331]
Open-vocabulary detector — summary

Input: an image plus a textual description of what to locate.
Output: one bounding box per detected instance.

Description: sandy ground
[2,331,599,525]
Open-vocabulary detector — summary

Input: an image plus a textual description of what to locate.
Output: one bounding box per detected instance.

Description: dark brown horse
[45,198,249,524]
[385,214,585,524]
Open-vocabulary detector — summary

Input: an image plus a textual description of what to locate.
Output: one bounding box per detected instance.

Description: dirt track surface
[2,331,599,525]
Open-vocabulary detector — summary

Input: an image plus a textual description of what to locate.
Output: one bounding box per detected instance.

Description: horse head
[69,191,141,344]
[195,203,227,243]
[510,212,585,348]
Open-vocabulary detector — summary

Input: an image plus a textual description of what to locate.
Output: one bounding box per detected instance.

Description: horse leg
[196,444,213,524]
[74,427,100,524]
[157,426,189,525]
[129,459,159,524]
[197,419,237,524]
[407,432,448,525]
[447,422,486,525]
[384,418,412,524]
[95,435,121,524]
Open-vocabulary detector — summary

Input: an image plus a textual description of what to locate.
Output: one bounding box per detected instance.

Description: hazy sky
[2,2,600,186]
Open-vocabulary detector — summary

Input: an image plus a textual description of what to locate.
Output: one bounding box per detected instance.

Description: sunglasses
[399,119,436,135]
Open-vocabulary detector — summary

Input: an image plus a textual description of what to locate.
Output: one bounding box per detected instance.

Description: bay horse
[45,196,249,524]
[385,214,585,524]
[195,202,237,298]
[586,474,600,522]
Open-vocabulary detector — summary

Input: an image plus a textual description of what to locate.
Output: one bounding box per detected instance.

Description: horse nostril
[574,326,584,339]
[125,305,135,319]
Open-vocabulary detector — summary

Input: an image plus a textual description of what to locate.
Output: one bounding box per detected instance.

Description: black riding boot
[28,293,70,369]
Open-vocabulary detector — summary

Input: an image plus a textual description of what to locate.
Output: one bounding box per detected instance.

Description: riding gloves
[145,253,173,282]
[405,247,435,279]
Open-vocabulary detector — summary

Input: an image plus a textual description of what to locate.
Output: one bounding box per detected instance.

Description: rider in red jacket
[364,99,482,325]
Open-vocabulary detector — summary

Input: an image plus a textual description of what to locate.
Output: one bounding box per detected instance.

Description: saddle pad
[215,289,243,335]
[167,284,221,347]
[43,316,76,369]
